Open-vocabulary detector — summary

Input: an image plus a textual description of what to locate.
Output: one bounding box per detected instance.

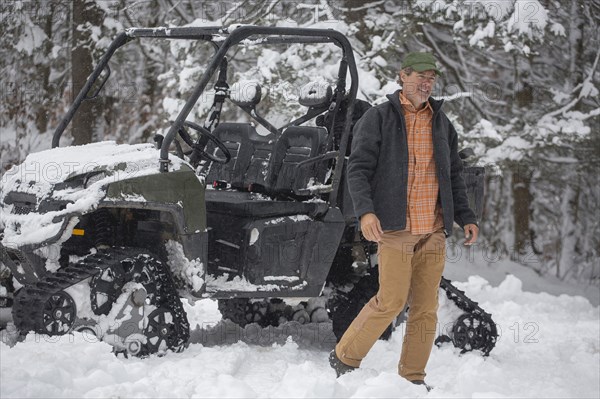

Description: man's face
[400,70,437,107]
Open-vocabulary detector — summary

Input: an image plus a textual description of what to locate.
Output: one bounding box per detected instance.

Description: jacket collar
[387,89,444,114]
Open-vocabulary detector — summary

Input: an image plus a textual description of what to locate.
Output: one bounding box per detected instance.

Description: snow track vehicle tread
[12,248,189,356]
[436,277,498,355]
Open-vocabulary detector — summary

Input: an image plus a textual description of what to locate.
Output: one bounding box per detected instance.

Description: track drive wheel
[42,291,76,335]
[143,306,182,355]
[450,313,498,355]
[90,262,125,315]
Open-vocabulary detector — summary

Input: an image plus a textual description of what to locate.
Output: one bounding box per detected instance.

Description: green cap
[401,52,442,75]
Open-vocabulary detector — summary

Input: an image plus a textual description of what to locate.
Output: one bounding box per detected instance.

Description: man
[329,52,479,388]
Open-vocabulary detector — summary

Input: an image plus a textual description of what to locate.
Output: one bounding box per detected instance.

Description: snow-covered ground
[1,252,599,398]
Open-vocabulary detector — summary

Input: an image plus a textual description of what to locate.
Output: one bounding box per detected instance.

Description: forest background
[1,0,598,287]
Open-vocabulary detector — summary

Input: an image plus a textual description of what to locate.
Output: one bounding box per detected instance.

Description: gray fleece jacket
[347,90,477,235]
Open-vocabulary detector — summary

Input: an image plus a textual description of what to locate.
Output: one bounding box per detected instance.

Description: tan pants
[335,229,446,381]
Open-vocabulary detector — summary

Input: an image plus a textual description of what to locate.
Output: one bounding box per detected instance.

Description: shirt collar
[399,91,432,113]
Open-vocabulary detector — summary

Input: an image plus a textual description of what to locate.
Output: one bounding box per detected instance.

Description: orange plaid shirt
[400,92,444,235]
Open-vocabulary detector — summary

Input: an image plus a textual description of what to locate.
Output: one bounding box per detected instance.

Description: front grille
[14,204,34,215]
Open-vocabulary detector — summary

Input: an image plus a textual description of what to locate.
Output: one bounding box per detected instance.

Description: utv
[0,25,496,357]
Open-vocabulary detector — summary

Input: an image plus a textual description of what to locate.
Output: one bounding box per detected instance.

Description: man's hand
[464,224,479,245]
[360,213,383,242]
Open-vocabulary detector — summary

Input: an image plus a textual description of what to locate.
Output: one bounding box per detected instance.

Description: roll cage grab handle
[51,25,359,206]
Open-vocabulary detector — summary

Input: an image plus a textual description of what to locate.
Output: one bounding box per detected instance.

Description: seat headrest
[230,80,262,107]
[299,81,332,107]
[279,126,328,147]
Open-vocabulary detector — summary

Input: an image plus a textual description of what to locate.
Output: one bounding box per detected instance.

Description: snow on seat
[266,125,328,195]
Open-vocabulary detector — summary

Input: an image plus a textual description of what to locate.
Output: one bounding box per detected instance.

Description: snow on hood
[0,141,189,248]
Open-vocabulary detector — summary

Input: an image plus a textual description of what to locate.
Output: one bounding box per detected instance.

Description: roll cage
[51,25,359,207]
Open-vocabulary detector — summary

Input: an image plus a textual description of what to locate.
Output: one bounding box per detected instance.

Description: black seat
[204,121,276,190]
[205,80,277,190]
[205,123,256,188]
[206,126,329,220]
[244,128,275,188]
[266,126,328,194]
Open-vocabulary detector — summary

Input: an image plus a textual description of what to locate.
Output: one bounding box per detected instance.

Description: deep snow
[1,252,599,398]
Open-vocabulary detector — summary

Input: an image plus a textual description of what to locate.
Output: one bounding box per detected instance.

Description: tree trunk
[36,2,55,133]
[71,0,104,145]
[511,163,532,258]
[567,0,585,94]
[557,177,579,279]
[481,171,513,258]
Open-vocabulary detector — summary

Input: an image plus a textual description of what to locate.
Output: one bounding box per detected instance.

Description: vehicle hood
[1,141,190,247]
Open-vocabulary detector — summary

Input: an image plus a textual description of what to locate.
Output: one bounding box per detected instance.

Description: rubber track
[219,272,498,354]
[328,272,498,355]
[144,253,190,353]
[12,248,189,354]
[12,250,123,334]
[439,276,498,355]
[440,277,490,316]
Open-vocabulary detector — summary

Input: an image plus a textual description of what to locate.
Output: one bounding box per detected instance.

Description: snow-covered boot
[329,350,357,378]
[411,380,433,392]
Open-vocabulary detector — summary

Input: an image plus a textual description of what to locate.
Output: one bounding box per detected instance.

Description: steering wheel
[177,120,231,164]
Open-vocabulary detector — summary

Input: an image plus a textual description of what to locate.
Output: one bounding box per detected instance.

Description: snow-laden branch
[434,91,473,101]
[538,156,580,164]
[422,25,493,120]
[543,49,600,119]
[581,108,600,120]
[319,0,337,22]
